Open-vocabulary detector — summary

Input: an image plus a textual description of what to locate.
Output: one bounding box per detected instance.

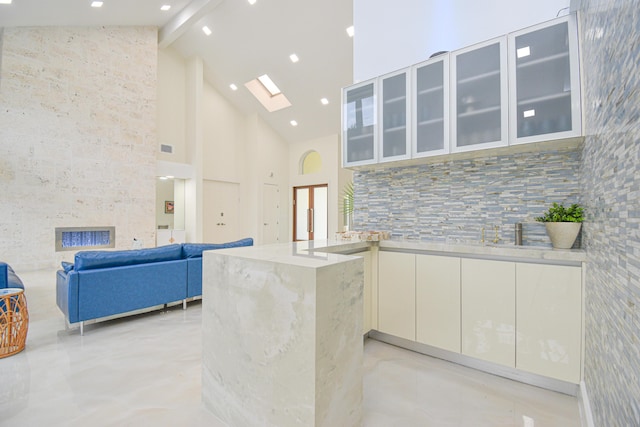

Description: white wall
[245,114,290,245]
[0,27,158,270]
[156,51,290,246]
[202,81,245,184]
[157,48,187,163]
[354,0,571,81]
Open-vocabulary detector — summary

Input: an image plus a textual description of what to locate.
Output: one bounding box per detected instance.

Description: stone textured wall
[578,0,640,425]
[353,148,582,247]
[0,27,158,270]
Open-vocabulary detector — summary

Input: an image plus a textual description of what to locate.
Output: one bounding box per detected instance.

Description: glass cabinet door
[412,55,449,157]
[509,15,581,144]
[451,38,508,153]
[379,69,411,162]
[342,80,377,167]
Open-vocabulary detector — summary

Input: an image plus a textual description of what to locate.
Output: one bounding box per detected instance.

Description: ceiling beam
[158,0,224,48]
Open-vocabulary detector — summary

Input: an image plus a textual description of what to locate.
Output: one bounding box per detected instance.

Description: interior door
[293,184,328,241]
[203,180,240,243]
[262,183,280,244]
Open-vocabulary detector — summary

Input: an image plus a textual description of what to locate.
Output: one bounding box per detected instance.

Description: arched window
[300,150,322,175]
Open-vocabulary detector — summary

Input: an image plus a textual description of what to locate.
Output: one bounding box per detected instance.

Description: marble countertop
[208,238,586,266]
[205,240,369,269]
[378,239,587,263]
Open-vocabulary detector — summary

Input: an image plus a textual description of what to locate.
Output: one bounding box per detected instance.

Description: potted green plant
[535,202,584,249]
[340,182,354,231]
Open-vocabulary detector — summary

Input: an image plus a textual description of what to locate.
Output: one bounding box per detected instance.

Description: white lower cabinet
[516,263,582,383]
[461,258,516,367]
[378,251,415,341]
[416,255,461,352]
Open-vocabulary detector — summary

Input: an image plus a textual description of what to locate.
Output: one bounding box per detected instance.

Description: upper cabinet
[379,68,412,162]
[342,14,582,168]
[412,55,449,158]
[451,37,509,153]
[342,80,377,167]
[508,15,581,145]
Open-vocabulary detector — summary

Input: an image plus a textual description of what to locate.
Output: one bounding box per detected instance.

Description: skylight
[161,5,171,11]
[244,76,291,113]
[91,1,103,7]
[257,74,281,96]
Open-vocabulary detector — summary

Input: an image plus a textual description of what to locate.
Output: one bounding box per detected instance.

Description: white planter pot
[544,222,582,249]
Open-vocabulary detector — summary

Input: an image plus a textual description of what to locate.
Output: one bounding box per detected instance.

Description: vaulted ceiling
[0,0,354,144]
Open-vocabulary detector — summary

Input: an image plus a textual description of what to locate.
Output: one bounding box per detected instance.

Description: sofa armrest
[0,262,7,289]
[0,262,24,290]
[56,269,80,324]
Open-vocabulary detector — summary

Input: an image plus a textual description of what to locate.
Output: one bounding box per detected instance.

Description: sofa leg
[80,321,84,336]
[183,299,187,310]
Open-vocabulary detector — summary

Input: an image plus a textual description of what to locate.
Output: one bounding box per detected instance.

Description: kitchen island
[201,241,364,427]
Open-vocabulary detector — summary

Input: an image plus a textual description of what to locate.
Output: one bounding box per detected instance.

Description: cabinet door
[461,259,515,367]
[342,80,377,167]
[378,251,415,341]
[451,37,508,153]
[416,255,460,352]
[516,263,582,383]
[412,55,450,158]
[509,15,581,145]
[379,68,411,162]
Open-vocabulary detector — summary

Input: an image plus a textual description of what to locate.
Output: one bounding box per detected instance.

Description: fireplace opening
[55,227,116,252]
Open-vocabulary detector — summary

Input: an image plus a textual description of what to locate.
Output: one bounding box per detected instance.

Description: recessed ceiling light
[0,0,13,4]
[202,26,212,36]
[346,26,355,37]
[257,74,281,96]
[91,1,103,7]
[229,84,238,91]
[321,98,329,105]
[289,53,299,63]
[290,120,298,127]
[161,5,171,11]
[248,0,257,4]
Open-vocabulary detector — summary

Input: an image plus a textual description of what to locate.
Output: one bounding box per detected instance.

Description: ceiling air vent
[160,144,173,154]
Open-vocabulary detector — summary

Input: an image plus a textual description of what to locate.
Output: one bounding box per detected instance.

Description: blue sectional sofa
[56,238,253,334]
[0,262,24,290]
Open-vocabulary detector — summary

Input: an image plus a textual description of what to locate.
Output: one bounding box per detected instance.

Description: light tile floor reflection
[1,269,582,426]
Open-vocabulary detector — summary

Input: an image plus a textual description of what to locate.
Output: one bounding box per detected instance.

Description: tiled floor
[1,269,583,426]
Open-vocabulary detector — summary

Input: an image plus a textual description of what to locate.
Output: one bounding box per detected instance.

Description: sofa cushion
[182,238,254,258]
[74,244,183,271]
[2,263,25,290]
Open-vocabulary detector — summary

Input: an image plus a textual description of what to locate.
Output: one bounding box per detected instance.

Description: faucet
[493,225,500,244]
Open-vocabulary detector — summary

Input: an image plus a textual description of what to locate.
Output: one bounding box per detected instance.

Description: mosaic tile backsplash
[353,148,582,247]
[578,0,640,425]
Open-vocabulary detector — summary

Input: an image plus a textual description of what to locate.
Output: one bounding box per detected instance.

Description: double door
[293,185,328,241]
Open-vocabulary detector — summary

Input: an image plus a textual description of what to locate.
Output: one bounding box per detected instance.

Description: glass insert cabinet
[341,14,581,168]
[508,16,581,144]
[450,37,509,153]
[342,81,377,166]
[412,54,449,158]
